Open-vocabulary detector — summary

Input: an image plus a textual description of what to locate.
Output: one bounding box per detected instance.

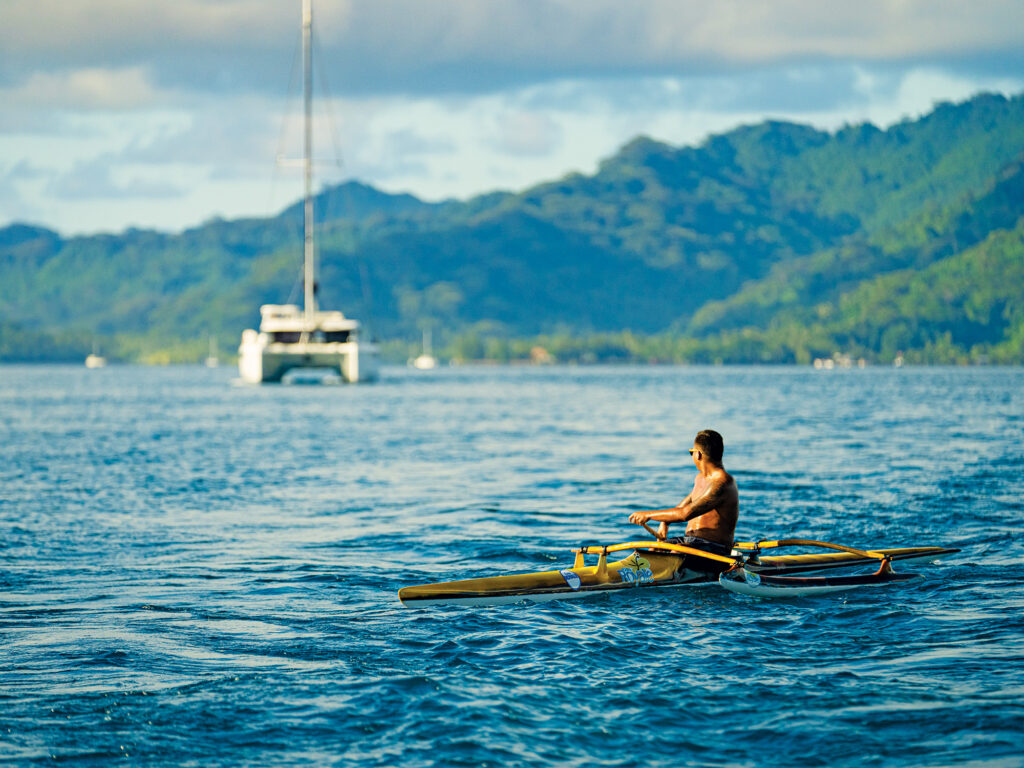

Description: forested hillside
[1,92,1022,364]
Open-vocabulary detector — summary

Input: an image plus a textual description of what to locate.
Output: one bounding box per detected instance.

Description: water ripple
[1,365,1022,766]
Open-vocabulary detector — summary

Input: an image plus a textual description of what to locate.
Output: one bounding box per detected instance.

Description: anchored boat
[238,0,378,384]
[409,328,438,370]
[398,537,958,607]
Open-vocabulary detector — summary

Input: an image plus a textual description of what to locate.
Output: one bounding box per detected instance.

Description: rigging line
[285,261,305,307]
[358,259,376,341]
[269,27,303,216]
[311,26,347,183]
[270,26,307,305]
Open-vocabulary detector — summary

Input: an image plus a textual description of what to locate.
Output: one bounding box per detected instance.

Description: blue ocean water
[1,364,1022,767]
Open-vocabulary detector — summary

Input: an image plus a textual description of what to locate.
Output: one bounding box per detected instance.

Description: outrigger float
[398,536,958,607]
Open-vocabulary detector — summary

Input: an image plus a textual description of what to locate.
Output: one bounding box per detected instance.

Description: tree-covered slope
[688,152,1024,337]
[824,223,1024,362]
[701,222,1024,365]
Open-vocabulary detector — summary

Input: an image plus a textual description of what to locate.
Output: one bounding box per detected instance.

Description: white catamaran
[239,0,378,384]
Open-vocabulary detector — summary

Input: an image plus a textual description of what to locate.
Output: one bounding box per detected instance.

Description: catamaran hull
[238,337,379,383]
[398,546,956,608]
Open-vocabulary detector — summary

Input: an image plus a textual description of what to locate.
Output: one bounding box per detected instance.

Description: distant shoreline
[3,359,1020,369]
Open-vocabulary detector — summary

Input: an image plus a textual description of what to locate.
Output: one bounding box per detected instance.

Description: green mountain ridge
[1,92,1022,364]
[689,152,1024,336]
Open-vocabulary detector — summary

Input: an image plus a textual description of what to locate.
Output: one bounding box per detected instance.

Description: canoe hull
[398,545,957,607]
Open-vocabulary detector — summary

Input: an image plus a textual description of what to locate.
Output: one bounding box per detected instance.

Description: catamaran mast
[302,0,316,323]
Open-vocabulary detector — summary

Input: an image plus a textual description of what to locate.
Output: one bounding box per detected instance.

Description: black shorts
[668,535,733,573]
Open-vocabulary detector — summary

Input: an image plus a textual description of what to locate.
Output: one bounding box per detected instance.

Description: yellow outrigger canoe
[398,538,959,607]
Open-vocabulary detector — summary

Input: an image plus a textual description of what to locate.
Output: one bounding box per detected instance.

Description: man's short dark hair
[694,429,724,463]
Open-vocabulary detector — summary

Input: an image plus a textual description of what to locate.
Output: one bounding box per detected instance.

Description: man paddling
[628,429,739,565]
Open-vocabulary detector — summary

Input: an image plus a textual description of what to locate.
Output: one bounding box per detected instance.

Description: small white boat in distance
[205,335,219,368]
[410,328,437,370]
[412,354,437,370]
[85,341,106,368]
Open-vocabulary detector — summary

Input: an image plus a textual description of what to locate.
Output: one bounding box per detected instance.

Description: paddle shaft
[639,521,665,540]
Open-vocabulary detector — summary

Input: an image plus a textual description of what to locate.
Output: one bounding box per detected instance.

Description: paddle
[630,506,686,541]
[638,520,665,541]
[629,506,678,540]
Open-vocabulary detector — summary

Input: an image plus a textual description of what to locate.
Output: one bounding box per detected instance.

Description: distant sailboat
[85,341,106,369]
[238,0,378,384]
[205,334,219,368]
[411,328,437,370]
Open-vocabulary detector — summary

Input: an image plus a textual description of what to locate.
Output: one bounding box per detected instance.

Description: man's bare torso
[685,468,739,546]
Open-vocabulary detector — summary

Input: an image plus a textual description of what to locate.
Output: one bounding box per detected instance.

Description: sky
[2,0,1023,236]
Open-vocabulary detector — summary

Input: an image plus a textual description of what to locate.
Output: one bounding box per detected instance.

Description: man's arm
[627,490,691,524]
[628,480,727,525]
[628,505,688,525]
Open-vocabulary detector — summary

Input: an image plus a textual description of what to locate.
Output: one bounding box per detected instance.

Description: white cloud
[1,1,1022,233]
[5,67,159,113]
[348,66,1024,204]
[3,64,1022,234]
[854,68,1024,125]
[491,111,563,157]
[51,158,185,201]
[3,1,1023,96]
